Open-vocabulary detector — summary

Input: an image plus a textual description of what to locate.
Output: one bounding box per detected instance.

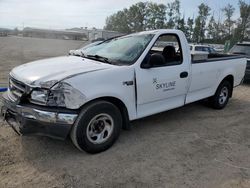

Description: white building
[22,27,122,41]
[68,27,122,41]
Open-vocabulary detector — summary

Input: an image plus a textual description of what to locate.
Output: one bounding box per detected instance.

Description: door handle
[180,71,188,78]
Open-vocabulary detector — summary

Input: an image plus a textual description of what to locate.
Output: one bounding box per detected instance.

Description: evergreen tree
[166,0,180,29]
[193,3,211,42]
[186,17,194,42]
[222,4,235,38]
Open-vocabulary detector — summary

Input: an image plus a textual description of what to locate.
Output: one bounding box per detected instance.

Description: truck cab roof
[129,29,184,36]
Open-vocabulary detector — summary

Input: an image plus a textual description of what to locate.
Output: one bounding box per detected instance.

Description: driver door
[135,34,190,118]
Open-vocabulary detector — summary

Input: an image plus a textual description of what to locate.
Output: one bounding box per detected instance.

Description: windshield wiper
[86,54,112,64]
[80,51,86,57]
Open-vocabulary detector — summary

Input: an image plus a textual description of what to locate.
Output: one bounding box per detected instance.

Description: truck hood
[10,56,112,88]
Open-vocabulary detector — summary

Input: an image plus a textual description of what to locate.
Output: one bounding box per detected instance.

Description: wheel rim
[86,113,114,144]
[219,86,228,105]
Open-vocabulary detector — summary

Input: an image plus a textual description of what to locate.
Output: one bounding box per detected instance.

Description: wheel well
[81,97,130,130]
[221,75,234,97]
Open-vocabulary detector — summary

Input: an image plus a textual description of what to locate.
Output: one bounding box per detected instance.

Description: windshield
[82,34,154,65]
[229,44,250,57]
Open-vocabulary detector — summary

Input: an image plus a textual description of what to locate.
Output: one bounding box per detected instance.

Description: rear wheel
[209,80,232,109]
[70,101,122,153]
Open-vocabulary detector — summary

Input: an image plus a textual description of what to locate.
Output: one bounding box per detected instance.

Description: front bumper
[0,92,78,140]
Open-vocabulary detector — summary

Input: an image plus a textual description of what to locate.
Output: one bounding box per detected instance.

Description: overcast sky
[0,0,242,30]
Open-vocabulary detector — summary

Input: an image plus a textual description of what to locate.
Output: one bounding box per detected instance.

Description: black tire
[209,80,232,109]
[70,101,122,153]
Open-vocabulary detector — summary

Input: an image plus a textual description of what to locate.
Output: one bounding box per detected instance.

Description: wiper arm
[80,51,86,57]
[86,54,111,64]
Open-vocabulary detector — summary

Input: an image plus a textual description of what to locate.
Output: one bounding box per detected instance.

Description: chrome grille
[8,77,26,100]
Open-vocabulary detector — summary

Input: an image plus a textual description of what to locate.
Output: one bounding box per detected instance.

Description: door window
[149,34,183,66]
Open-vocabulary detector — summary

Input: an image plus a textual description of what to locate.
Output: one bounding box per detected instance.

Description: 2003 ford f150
[1,30,247,153]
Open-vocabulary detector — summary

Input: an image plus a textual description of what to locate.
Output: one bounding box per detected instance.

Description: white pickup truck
[1,29,247,153]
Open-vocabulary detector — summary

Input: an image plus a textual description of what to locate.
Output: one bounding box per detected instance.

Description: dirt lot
[1,36,250,188]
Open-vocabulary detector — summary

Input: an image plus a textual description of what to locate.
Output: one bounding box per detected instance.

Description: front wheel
[209,80,232,109]
[70,101,122,153]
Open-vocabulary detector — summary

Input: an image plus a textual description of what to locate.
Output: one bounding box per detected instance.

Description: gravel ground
[0,36,250,188]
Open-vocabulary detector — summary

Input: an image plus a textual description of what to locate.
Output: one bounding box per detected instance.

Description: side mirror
[141,53,165,69]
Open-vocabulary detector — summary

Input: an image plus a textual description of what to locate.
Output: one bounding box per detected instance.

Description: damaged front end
[30,81,86,109]
[47,82,87,109]
[1,78,85,139]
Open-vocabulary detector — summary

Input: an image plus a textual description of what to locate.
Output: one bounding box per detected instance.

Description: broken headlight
[29,82,86,109]
[47,82,86,109]
[30,89,49,105]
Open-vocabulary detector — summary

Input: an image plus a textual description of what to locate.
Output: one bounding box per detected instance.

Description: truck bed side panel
[186,57,246,104]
